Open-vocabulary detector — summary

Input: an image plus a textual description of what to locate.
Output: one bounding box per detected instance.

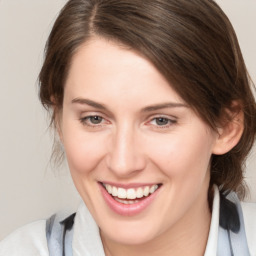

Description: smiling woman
[1,0,256,256]
[60,39,216,250]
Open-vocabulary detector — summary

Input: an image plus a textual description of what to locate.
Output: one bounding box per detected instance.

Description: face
[60,38,218,245]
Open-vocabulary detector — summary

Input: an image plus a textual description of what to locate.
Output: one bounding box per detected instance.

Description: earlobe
[212,107,244,155]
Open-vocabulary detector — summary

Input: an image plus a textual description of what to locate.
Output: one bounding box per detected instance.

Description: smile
[103,183,159,202]
[100,182,161,216]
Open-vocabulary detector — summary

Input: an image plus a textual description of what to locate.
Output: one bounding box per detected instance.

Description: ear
[212,102,244,155]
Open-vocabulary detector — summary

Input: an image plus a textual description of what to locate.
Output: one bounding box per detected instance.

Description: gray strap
[218,192,250,256]
[46,213,75,256]
[46,214,65,256]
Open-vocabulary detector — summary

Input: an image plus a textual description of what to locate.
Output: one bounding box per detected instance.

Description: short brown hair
[39,0,256,196]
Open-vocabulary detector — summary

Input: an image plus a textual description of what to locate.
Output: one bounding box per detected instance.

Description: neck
[101,190,211,256]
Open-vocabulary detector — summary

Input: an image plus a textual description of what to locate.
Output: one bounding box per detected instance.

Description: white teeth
[106,184,112,194]
[117,188,127,199]
[115,198,140,204]
[103,183,159,200]
[112,186,118,196]
[127,188,137,199]
[143,186,150,197]
[136,187,144,198]
[150,185,158,194]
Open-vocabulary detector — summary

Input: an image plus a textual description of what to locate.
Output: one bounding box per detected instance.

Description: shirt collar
[72,203,105,256]
[204,185,219,256]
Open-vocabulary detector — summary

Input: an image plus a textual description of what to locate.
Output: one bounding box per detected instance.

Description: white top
[242,201,256,255]
[0,187,255,256]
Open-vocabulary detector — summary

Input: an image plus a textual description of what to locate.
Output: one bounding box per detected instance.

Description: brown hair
[39,0,256,196]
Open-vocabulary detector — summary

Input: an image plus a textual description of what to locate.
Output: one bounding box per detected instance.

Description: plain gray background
[0,0,255,240]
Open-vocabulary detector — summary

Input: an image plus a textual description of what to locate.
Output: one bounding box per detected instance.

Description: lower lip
[99,183,160,216]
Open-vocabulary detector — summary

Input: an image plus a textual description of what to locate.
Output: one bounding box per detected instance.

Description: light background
[0,0,255,240]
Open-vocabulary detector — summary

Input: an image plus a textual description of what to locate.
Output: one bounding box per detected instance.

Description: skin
[58,37,230,256]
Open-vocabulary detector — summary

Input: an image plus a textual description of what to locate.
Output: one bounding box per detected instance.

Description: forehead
[64,37,184,107]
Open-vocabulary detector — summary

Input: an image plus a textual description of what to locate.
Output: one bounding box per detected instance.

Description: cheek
[146,128,214,180]
[62,121,107,176]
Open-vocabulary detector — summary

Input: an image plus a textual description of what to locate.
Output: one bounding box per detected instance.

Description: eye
[148,116,177,128]
[88,116,103,124]
[80,115,106,127]
[154,117,170,126]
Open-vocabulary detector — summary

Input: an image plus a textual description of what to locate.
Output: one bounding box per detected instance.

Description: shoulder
[241,201,256,255]
[0,220,49,256]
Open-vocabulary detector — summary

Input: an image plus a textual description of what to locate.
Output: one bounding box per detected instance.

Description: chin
[99,218,162,246]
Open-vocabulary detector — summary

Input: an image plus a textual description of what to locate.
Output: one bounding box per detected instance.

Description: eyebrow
[142,102,188,112]
[71,98,107,110]
[71,98,188,111]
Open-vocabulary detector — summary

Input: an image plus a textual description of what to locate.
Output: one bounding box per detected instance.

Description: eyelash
[79,115,177,129]
[79,115,107,128]
[148,116,177,129]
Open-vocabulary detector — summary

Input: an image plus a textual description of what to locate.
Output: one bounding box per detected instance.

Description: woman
[1,0,256,255]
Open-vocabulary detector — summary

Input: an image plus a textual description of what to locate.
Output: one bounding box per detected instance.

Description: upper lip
[99,181,162,189]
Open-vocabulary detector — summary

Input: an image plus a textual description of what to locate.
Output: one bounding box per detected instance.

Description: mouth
[102,183,160,204]
[99,182,162,216]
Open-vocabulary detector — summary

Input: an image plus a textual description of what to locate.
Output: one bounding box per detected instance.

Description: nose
[106,125,146,178]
